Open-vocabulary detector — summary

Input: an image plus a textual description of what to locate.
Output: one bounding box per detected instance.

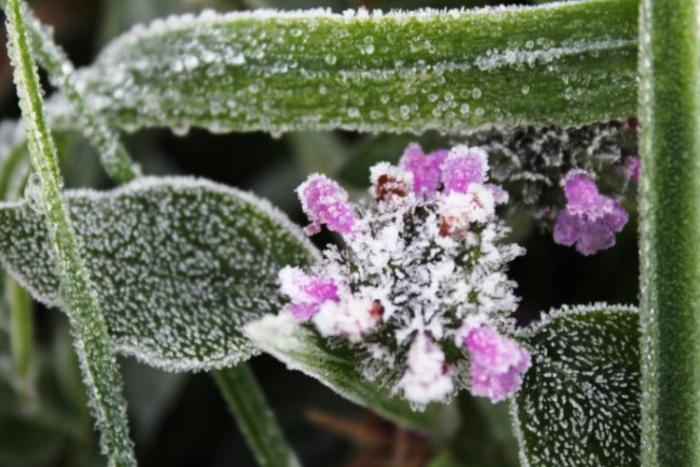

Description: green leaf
[5,0,137,464]
[511,305,640,467]
[0,176,318,371]
[80,0,637,135]
[244,314,459,439]
[638,0,700,464]
[214,365,301,467]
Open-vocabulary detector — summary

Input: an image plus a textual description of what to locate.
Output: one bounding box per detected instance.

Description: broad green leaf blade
[638,0,700,464]
[0,176,319,371]
[214,365,301,467]
[80,0,637,135]
[244,314,459,439]
[511,305,640,467]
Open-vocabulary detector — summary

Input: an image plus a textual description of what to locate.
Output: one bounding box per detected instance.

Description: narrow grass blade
[214,366,301,467]
[4,0,137,465]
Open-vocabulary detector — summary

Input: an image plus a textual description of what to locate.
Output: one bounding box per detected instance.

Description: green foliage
[511,305,640,467]
[5,0,137,464]
[0,177,318,371]
[638,0,700,464]
[80,0,637,135]
[215,365,301,467]
[244,314,459,439]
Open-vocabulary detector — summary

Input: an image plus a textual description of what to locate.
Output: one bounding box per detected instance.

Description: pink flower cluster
[280,143,530,406]
[464,325,532,403]
[553,171,629,256]
[278,267,340,322]
[296,174,356,236]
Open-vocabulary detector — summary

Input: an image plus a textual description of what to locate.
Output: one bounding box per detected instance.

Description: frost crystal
[297,174,356,235]
[464,325,531,403]
[279,144,527,407]
[553,171,629,255]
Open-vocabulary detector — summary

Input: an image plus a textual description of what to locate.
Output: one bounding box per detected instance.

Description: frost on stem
[278,144,529,407]
[553,171,629,255]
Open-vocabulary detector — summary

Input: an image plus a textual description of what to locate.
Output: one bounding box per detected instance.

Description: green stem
[5,1,136,466]
[214,366,300,467]
[0,0,139,183]
[638,0,700,465]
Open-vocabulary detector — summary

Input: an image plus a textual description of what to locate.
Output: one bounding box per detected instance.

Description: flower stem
[5,0,136,465]
[638,0,700,464]
[214,366,301,467]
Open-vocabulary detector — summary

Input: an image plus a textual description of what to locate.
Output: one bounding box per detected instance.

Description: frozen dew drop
[24,173,44,214]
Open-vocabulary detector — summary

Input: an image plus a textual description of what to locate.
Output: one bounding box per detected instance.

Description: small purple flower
[399,144,448,196]
[279,266,341,322]
[553,171,629,255]
[297,174,356,236]
[624,155,641,182]
[441,146,488,195]
[464,325,531,403]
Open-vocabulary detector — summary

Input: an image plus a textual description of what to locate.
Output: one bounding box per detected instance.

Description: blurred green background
[0,1,637,466]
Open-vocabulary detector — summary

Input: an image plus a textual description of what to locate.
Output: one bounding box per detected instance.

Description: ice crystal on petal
[397,333,454,406]
[553,171,629,255]
[313,297,380,343]
[464,325,531,403]
[370,162,414,202]
[280,144,525,407]
[398,144,448,196]
[441,145,488,195]
[297,174,356,236]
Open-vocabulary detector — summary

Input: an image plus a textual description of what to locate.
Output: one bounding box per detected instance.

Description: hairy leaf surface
[0,177,319,371]
[511,305,640,467]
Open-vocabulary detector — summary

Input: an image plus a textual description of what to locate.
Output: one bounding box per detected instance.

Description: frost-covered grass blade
[0,176,319,372]
[511,305,640,467]
[79,0,637,135]
[5,0,137,464]
[244,314,459,439]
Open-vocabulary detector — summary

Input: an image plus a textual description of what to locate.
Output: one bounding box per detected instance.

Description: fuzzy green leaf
[244,314,459,439]
[0,176,319,372]
[511,305,640,467]
[79,0,637,135]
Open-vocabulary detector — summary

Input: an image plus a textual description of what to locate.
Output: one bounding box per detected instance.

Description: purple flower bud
[553,172,629,255]
[297,174,356,236]
[441,146,488,195]
[623,155,641,182]
[399,144,448,196]
[464,325,531,403]
[279,266,341,322]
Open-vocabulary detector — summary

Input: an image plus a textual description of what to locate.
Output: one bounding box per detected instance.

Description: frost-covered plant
[0,0,694,466]
[281,145,529,406]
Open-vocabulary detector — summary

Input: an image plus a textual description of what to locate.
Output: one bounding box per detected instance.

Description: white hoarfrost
[0,176,319,372]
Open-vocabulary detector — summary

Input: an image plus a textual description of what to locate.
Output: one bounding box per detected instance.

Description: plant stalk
[5,0,136,465]
[214,366,300,467]
[638,0,700,465]
[0,0,139,183]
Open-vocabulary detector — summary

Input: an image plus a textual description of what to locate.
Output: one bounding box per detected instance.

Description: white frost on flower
[313,297,379,343]
[397,333,454,407]
[280,144,527,407]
